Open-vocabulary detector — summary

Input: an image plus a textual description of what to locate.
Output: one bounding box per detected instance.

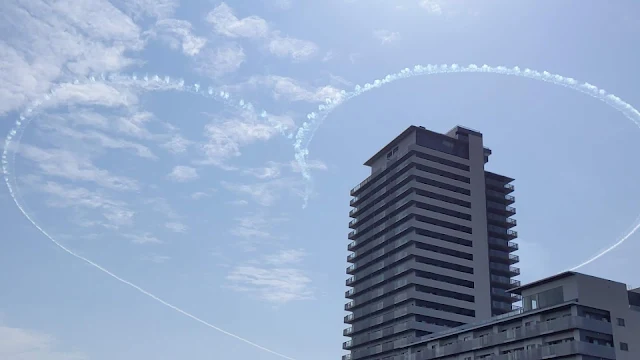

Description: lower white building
[389,271,640,360]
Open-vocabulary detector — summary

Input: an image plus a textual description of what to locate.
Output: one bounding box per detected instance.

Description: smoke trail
[294,63,640,270]
[1,74,295,360]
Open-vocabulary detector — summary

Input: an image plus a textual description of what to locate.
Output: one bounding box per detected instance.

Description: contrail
[1,74,295,360]
[293,63,640,271]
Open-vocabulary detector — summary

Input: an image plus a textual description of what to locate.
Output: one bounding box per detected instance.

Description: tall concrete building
[344,125,520,360]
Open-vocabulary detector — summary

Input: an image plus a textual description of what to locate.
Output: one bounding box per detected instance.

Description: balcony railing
[342,354,352,360]
[347,264,356,274]
[490,262,521,275]
[342,340,353,349]
[345,301,354,310]
[490,274,521,288]
[486,178,515,193]
[343,327,353,336]
[344,314,354,323]
[346,276,356,286]
[347,252,356,262]
[345,288,355,297]
[488,237,519,252]
[492,288,522,301]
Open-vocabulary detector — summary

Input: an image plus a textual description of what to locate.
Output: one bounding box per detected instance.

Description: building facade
[344,126,520,360]
[399,271,640,360]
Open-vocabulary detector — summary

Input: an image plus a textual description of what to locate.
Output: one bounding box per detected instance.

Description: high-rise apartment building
[344,125,520,360]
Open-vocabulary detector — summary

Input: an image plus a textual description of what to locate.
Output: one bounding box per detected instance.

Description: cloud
[162,134,193,154]
[240,75,343,103]
[149,19,207,56]
[165,221,188,233]
[113,0,180,20]
[124,232,162,244]
[226,266,313,304]
[0,323,86,360]
[198,110,292,167]
[373,29,401,44]
[195,43,246,78]
[322,50,334,62]
[230,213,287,239]
[19,178,135,229]
[167,165,199,182]
[190,191,211,200]
[228,199,249,206]
[222,178,302,206]
[0,0,144,115]
[264,249,306,265]
[143,197,179,219]
[18,144,139,191]
[244,160,327,180]
[267,33,318,61]
[141,254,171,263]
[205,2,318,61]
[244,162,282,179]
[419,0,443,14]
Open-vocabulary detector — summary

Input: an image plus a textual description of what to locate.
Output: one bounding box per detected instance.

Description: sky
[1,0,640,359]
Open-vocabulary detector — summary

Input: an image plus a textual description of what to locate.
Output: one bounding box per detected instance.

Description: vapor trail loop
[1,74,295,360]
[294,63,640,271]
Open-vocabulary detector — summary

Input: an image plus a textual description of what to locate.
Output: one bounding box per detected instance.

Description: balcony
[346,276,356,286]
[486,213,517,229]
[348,218,358,228]
[342,354,352,360]
[488,225,518,240]
[343,327,353,336]
[348,229,358,239]
[344,313,354,323]
[486,178,515,194]
[490,262,520,276]
[489,249,519,265]
[490,274,521,288]
[347,252,356,262]
[347,264,356,274]
[348,241,357,250]
[345,288,355,297]
[486,190,516,205]
[492,288,522,302]
[345,301,354,310]
[349,207,358,217]
[342,340,353,350]
[487,201,516,216]
[488,237,518,252]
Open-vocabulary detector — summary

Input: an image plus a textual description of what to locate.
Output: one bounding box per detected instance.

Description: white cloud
[265,249,306,265]
[226,266,313,304]
[150,19,207,56]
[205,2,317,61]
[18,144,139,191]
[167,165,199,182]
[165,221,187,233]
[241,75,343,103]
[0,323,86,360]
[222,178,302,206]
[244,161,282,179]
[190,191,211,200]
[198,110,292,166]
[267,33,318,61]
[373,29,401,44]
[20,178,135,229]
[195,43,246,78]
[142,253,171,263]
[228,199,249,206]
[419,0,443,14]
[0,0,143,115]
[162,134,192,154]
[113,0,180,20]
[124,232,162,244]
[230,213,286,239]
[322,50,334,62]
[244,159,327,180]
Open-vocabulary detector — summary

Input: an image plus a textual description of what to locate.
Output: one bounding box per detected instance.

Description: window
[620,342,629,351]
[464,357,471,360]
[617,318,626,326]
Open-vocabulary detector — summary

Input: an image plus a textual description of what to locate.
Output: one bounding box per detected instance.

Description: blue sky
[1,0,640,359]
